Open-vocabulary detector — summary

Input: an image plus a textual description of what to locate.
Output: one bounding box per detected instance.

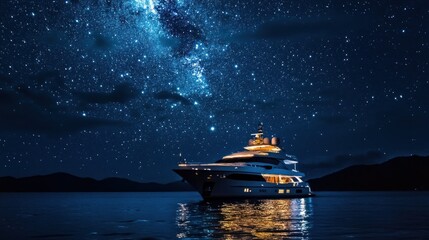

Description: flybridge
[243,123,281,153]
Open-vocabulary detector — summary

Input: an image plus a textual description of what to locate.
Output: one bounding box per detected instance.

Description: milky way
[0,0,428,181]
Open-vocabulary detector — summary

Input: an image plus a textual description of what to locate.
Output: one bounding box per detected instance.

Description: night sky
[0,0,428,182]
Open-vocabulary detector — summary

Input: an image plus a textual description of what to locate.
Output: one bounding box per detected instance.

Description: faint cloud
[93,34,114,50]
[16,85,56,109]
[0,75,131,135]
[76,83,139,105]
[0,90,126,135]
[32,70,65,90]
[153,91,192,105]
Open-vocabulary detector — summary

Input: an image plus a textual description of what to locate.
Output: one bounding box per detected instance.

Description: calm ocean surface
[1,192,428,239]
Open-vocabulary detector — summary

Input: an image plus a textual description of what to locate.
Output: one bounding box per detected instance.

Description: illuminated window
[263,175,280,184]
[244,188,252,193]
[278,189,285,194]
[286,189,290,193]
[280,176,293,184]
[262,174,294,184]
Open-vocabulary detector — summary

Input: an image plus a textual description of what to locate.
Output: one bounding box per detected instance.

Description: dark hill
[0,172,192,192]
[2,155,428,192]
[308,155,429,191]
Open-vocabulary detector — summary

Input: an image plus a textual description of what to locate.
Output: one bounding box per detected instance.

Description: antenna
[178,152,186,164]
[257,122,263,133]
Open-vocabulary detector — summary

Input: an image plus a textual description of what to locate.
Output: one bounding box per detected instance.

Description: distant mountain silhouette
[2,155,428,192]
[308,155,429,191]
[0,172,192,192]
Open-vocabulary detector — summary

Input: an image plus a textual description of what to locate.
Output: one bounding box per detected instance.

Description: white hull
[174,169,312,200]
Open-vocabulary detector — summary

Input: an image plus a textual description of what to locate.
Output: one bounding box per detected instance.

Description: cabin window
[291,177,300,182]
[263,175,293,184]
[243,188,252,193]
[279,176,293,184]
[286,189,290,193]
[278,189,285,194]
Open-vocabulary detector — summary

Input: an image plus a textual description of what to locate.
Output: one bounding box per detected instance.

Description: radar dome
[263,138,270,145]
[271,137,280,146]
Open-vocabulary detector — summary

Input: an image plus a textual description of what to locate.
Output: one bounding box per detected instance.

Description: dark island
[0,172,192,192]
[308,155,429,191]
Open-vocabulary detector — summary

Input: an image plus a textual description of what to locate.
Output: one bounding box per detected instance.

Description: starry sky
[0,0,428,182]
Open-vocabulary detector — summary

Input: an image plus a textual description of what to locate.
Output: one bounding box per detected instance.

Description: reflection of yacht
[174,124,313,200]
[176,198,312,239]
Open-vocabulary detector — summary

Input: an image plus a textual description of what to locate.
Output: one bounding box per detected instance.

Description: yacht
[174,124,313,200]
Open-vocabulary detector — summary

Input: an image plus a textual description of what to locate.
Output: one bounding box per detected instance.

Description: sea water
[0,192,428,239]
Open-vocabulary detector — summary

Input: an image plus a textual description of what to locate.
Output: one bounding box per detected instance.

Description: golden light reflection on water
[176,198,313,239]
